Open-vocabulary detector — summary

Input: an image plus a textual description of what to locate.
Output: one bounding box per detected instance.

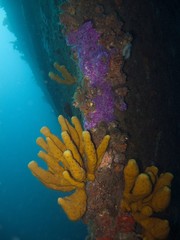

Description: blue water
[0,9,87,240]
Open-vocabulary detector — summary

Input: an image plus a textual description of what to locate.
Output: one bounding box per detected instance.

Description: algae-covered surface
[1,0,180,239]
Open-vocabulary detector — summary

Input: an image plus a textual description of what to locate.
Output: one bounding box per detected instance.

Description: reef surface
[1,0,179,239]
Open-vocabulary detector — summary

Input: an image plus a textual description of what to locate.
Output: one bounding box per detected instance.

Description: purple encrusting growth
[67,21,114,128]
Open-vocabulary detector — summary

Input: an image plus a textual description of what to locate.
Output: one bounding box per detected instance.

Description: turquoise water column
[0,8,86,240]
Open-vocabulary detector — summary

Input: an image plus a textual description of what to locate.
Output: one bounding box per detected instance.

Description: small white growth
[122,43,132,60]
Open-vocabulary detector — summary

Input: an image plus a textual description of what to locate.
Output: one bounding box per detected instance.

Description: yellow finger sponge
[58,188,87,221]
[140,217,170,240]
[132,173,152,198]
[121,159,173,240]
[151,186,171,212]
[123,159,139,196]
[28,115,110,221]
[49,62,76,85]
[63,150,86,182]
[83,131,98,181]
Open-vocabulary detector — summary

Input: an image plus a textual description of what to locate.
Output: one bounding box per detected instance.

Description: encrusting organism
[48,62,76,85]
[121,159,173,240]
[28,115,110,220]
[66,21,115,129]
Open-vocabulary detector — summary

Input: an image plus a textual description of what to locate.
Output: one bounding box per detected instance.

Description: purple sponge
[67,21,114,128]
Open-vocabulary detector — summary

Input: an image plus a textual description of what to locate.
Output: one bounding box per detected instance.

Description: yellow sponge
[63,150,86,182]
[154,172,174,192]
[58,188,87,221]
[28,115,110,221]
[58,115,80,148]
[62,131,83,166]
[83,131,97,181]
[132,173,152,198]
[97,135,111,167]
[151,186,171,212]
[62,170,85,189]
[49,62,76,85]
[140,217,170,240]
[28,160,74,192]
[123,159,139,196]
[121,159,173,240]
[71,116,84,155]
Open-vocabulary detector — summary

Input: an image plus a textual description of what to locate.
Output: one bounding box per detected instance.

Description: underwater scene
[0,0,179,240]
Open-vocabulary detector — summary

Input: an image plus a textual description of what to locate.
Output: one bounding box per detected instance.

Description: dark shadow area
[117,0,180,239]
